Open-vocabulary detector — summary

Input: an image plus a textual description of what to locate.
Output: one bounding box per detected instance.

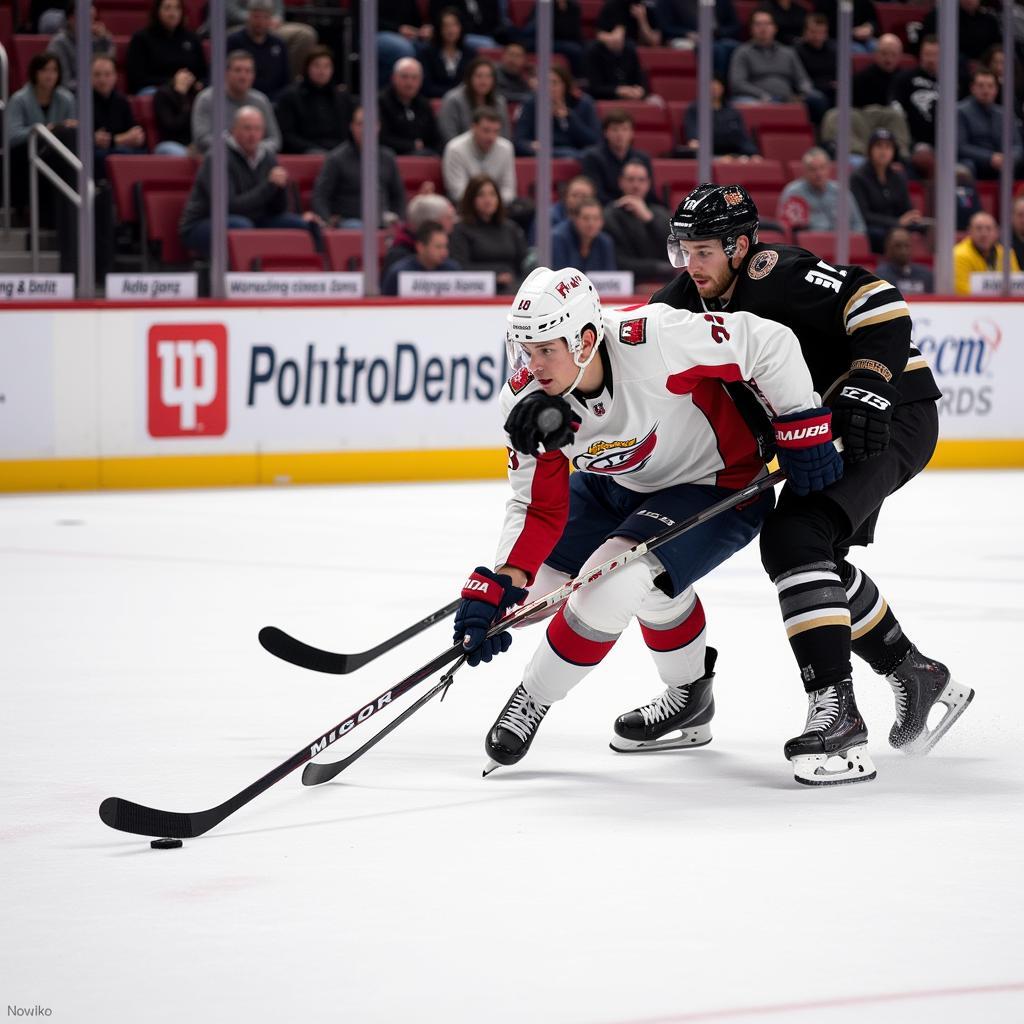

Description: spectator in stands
[584,24,649,100]
[428,0,509,51]
[48,3,115,93]
[953,210,1020,295]
[311,106,406,228]
[377,0,428,87]
[438,58,510,146]
[602,159,673,282]
[813,0,880,54]
[581,110,655,205]
[442,107,517,205]
[682,76,759,159]
[597,0,662,46]
[126,0,207,95]
[920,0,1000,65]
[517,0,586,76]
[192,51,282,154]
[383,193,457,274]
[495,42,534,104]
[980,45,1024,115]
[91,56,147,177]
[220,0,318,80]
[513,66,600,158]
[421,8,477,99]
[729,10,827,124]
[275,47,353,154]
[450,174,528,292]
[777,146,866,233]
[954,163,983,231]
[957,69,1024,181]
[1011,195,1024,272]
[892,35,938,177]
[154,66,202,155]
[657,0,741,79]
[552,174,598,232]
[852,33,903,109]
[179,106,318,255]
[381,220,462,295]
[850,129,923,253]
[552,198,617,273]
[27,0,68,34]
[875,227,933,296]
[6,51,76,210]
[227,0,292,102]
[794,13,836,107]
[379,57,442,156]
[756,0,807,47]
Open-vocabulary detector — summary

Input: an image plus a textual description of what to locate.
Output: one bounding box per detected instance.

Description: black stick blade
[99,796,198,839]
[258,626,353,674]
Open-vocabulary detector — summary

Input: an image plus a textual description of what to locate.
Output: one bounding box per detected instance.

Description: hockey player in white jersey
[453,267,844,773]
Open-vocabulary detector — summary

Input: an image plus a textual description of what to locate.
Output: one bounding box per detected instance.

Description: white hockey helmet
[505,267,603,389]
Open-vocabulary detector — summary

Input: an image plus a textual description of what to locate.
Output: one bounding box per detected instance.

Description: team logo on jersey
[619,317,647,345]
[593,401,606,417]
[507,365,534,394]
[748,250,778,280]
[573,425,658,476]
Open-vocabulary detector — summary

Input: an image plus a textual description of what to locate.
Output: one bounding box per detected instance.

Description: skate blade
[609,725,712,753]
[791,744,876,786]
[482,759,502,777]
[904,679,975,757]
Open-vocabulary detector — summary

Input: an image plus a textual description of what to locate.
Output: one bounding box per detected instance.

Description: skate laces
[640,684,690,727]
[500,688,548,743]
[805,688,839,732]
[887,676,909,725]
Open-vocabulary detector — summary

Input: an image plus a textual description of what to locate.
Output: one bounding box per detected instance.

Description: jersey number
[704,313,730,345]
[804,260,847,293]
[517,299,531,310]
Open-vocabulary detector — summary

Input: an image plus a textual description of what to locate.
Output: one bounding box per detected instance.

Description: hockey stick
[258,598,461,674]
[98,468,782,839]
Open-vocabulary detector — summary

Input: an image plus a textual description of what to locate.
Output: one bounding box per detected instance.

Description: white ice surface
[2,471,1022,1024]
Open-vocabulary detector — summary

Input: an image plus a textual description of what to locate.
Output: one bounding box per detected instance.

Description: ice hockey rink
[2,469,1022,1024]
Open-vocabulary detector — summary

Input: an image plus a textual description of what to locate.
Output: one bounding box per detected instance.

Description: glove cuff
[461,567,505,607]
[773,409,833,449]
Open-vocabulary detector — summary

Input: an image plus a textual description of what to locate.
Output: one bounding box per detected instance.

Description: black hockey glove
[504,392,580,456]
[773,408,843,496]
[454,567,528,668]
[831,374,901,462]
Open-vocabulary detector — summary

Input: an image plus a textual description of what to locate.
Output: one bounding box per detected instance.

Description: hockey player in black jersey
[650,183,974,785]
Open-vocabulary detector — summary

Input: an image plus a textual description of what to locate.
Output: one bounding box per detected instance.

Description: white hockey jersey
[495,301,819,582]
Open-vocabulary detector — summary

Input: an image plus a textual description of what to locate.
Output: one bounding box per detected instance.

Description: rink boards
[0,297,1022,491]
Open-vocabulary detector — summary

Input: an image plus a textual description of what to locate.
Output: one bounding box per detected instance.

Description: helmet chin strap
[561,327,599,396]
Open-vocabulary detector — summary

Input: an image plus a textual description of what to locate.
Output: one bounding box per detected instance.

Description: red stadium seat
[876,3,929,45]
[794,230,876,268]
[631,129,674,158]
[228,229,318,271]
[746,186,786,221]
[580,0,603,37]
[851,52,916,74]
[107,154,198,223]
[515,157,581,201]
[649,74,697,102]
[258,253,327,272]
[12,35,48,88]
[97,9,148,35]
[396,155,444,195]
[324,229,391,271]
[976,180,999,220]
[636,48,695,77]
[140,187,191,266]
[759,130,815,166]
[758,227,791,245]
[277,154,325,211]
[738,103,810,137]
[651,158,701,208]
[129,93,157,147]
[508,0,533,26]
[712,158,788,189]
[595,100,671,132]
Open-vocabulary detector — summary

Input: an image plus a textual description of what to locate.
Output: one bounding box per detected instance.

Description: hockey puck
[150,837,183,850]
[535,405,565,435]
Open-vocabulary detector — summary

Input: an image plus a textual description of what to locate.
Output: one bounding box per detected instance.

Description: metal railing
[1,42,11,235]
[28,123,96,273]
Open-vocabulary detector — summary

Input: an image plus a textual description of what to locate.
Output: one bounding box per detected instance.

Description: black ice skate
[483,684,550,776]
[610,648,717,753]
[785,681,876,786]
[886,646,974,756]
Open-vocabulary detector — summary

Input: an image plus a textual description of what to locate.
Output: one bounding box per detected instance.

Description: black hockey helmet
[667,183,760,268]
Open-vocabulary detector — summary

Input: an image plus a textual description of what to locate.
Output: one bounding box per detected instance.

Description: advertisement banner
[0,314,55,456]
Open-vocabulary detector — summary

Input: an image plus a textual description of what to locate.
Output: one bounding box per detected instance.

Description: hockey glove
[504,392,580,456]
[773,408,844,496]
[454,567,529,668]
[831,374,901,462]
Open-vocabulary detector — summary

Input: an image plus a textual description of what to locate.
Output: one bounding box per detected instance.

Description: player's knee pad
[514,563,572,629]
[564,536,659,637]
[759,493,846,581]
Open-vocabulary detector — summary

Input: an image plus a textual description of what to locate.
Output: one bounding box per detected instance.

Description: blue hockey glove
[454,567,529,668]
[773,408,844,496]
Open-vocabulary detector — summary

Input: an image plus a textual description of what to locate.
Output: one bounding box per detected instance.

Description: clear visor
[506,333,530,374]
[666,232,690,269]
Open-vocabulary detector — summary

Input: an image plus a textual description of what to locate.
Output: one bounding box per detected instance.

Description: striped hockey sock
[638,589,707,687]
[842,563,912,675]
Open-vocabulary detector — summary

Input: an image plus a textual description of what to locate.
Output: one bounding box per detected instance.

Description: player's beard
[692,261,735,300]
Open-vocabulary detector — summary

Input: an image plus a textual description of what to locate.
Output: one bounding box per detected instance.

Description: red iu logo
[147,323,228,437]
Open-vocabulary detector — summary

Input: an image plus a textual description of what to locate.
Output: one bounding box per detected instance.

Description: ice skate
[785,681,876,786]
[610,648,716,753]
[482,684,550,776]
[886,646,974,756]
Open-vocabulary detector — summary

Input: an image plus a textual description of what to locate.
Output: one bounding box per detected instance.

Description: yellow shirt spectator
[953,211,1021,294]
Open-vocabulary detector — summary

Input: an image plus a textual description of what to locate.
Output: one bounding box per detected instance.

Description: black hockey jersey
[650,244,942,407]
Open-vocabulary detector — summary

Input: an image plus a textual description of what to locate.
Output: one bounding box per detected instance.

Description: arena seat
[649,74,696,102]
[595,100,671,132]
[631,129,674,158]
[12,35,47,88]
[396,155,444,195]
[107,154,197,223]
[324,229,392,271]
[277,153,325,210]
[651,158,701,207]
[636,47,695,77]
[737,103,810,137]
[712,158,788,190]
[876,3,929,44]
[228,229,318,271]
[129,93,158,147]
[515,157,581,201]
[257,253,327,272]
[794,230,875,268]
[140,187,191,266]
[976,180,1000,220]
[758,130,815,166]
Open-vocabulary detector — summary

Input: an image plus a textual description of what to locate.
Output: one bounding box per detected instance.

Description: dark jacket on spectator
[154,79,201,145]
[379,0,422,33]
[420,44,477,99]
[957,96,1024,176]
[449,219,527,284]
[428,0,508,41]
[93,89,137,139]
[126,22,207,94]
[657,0,740,42]
[756,0,808,46]
[919,4,999,61]
[795,37,837,97]
[683,101,757,156]
[379,86,442,155]
[875,259,933,295]
[597,0,662,43]
[381,253,463,295]
[849,162,913,252]
[581,139,655,204]
[179,138,286,235]
[892,65,938,147]
[551,219,617,272]
[226,28,291,101]
[311,141,406,224]
[496,65,533,103]
[276,78,353,153]
[852,63,898,109]
[513,93,600,157]
[602,200,674,280]
[813,0,879,42]
[522,0,584,43]
[583,40,648,100]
